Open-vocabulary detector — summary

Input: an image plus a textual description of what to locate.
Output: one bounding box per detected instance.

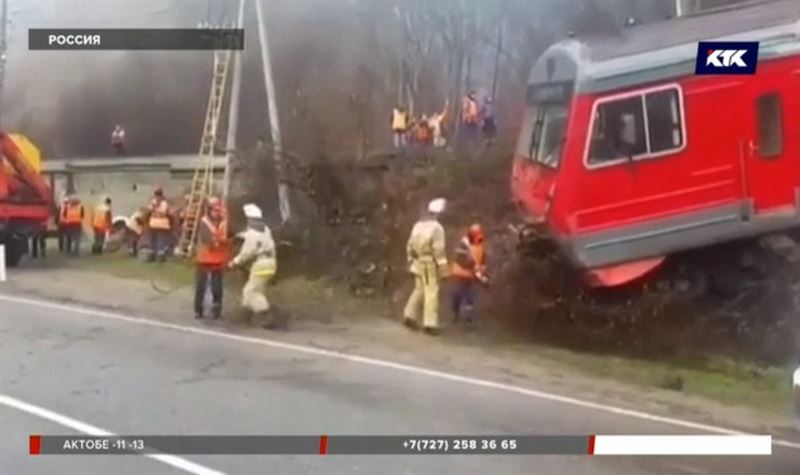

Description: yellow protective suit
[231,224,277,315]
[403,217,448,329]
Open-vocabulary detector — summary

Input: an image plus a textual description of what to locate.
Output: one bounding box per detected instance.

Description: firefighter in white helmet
[403,197,449,335]
[228,203,279,328]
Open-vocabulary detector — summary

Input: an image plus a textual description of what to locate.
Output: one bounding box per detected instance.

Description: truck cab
[0,132,53,266]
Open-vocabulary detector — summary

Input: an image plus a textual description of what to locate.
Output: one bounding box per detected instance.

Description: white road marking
[662,462,709,475]
[3,294,800,452]
[0,394,227,475]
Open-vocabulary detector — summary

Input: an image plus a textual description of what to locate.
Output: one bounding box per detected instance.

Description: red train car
[511,0,800,287]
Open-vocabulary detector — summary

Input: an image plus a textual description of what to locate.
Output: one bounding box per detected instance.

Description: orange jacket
[196,216,229,267]
[451,237,486,280]
[148,197,171,230]
[92,204,112,233]
[61,202,85,225]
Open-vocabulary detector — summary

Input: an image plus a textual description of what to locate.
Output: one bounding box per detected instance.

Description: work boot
[403,318,419,331]
[423,327,441,336]
[259,310,278,330]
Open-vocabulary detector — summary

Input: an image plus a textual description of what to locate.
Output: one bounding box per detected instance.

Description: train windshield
[517,105,568,169]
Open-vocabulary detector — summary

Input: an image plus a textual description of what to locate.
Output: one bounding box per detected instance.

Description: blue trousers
[451,278,478,322]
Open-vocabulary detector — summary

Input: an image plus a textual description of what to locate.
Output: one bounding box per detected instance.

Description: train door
[743,71,795,214]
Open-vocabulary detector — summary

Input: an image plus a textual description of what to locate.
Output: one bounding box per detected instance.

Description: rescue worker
[126,207,145,257]
[173,193,192,252]
[60,195,85,256]
[391,105,409,149]
[111,125,126,155]
[30,224,47,259]
[228,204,279,329]
[194,199,228,320]
[414,115,432,146]
[57,193,68,253]
[461,90,480,146]
[403,198,449,335]
[147,187,172,262]
[481,96,496,142]
[428,100,449,148]
[91,196,112,255]
[450,223,488,324]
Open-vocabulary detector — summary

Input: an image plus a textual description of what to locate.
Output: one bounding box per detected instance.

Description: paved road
[1,296,798,475]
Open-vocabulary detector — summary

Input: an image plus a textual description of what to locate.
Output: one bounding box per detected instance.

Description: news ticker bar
[29,435,772,456]
[28,29,244,50]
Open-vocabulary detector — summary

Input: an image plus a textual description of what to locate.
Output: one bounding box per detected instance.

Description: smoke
[3,0,246,157]
[2,0,690,159]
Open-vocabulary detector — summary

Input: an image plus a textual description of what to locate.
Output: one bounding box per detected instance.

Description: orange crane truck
[0,131,52,267]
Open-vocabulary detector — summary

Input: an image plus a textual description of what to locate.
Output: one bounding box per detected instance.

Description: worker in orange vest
[56,193,68,253]
[194,199,229,320]
[126,207,145,257]
[91,196,113,255]
[429,99,449,147]
[111,125,126,155]
[147,187,172,262]
[450,223,488,324]
[461,90,481,146]
[413,115,432,146]
[391,105,409,149]
[60,195,85,256]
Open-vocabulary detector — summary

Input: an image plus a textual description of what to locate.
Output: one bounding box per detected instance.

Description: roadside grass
[529,345,791,414]
[53,249,195,288]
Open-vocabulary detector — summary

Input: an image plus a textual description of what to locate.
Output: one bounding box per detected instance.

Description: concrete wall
[52,169,224,220]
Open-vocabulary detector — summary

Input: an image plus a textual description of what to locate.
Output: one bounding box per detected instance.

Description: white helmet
[427,198,446,214]
[243,203,263,219]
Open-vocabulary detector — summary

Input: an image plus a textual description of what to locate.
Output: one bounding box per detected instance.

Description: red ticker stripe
[29,435,41,455]
[319,435,328,455]
[587,435,596,455]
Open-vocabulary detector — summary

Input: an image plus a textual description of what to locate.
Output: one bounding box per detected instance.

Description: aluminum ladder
[176,47,232,256]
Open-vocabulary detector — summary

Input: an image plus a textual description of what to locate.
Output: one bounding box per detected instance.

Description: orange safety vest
[92,204,112,232]
[416,124,431,143]
[451,238,486,279]
[148,198,171,230]
[61,203,84,225]
[196,217,229,267]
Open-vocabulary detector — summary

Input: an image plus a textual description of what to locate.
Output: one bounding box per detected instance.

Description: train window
[515,108,537,160]
[587,86,684,167]
[588,96,646,163]
[533,106,568,168]
[756,94,783,158]
[645,89,683,153]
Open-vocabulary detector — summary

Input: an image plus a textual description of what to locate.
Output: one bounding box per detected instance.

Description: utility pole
[222,0,245,200]
[254,0,291,223]
[0,0,8,128]
[675,0,684,17]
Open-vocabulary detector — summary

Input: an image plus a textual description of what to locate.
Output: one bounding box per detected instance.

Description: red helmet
[468,223,484,243]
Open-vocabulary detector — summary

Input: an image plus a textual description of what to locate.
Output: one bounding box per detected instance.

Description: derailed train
[512,0,800,287]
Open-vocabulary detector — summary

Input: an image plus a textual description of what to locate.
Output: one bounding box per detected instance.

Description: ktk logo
[695,41,759,75]
[706,49,748,68]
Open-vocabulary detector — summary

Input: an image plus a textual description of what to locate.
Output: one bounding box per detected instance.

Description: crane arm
[0,132,52,203]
